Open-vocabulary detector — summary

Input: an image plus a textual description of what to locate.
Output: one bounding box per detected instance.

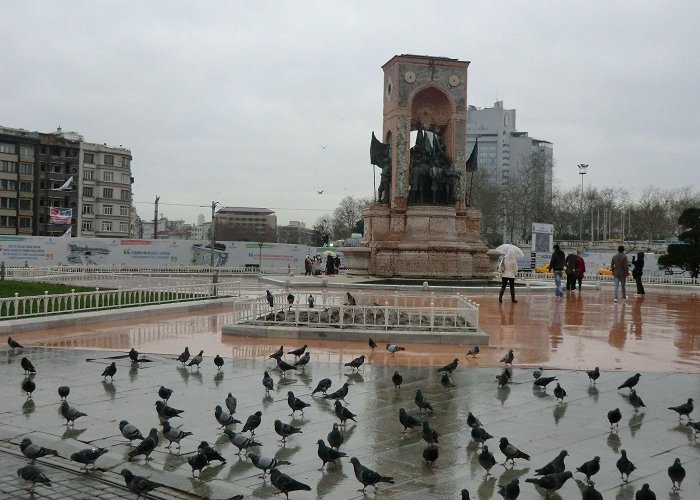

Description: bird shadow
[189,370,203,385]
[62,427,87,440]
[553,403,568,425]
[200,463,226,481]
[499,466,529,483]
[21,398,35,415]
[102,381,116,399]
[177,366,190,383]
[224,458,252,479]
[607,432,622,453]
[316,467,348,496]
[588,385,599,402]
[261,394,274,408]
[531,386,551,398]
[497,385,511,405]
[628,412,645,437]
[614,483,634,500]
[129,365,139,382]
[274,444,301,461]
[346,372,364,384]
[214,372,224,387]
[477,476,496,498]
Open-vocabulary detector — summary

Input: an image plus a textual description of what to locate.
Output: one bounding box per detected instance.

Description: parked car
[598,266,631,277]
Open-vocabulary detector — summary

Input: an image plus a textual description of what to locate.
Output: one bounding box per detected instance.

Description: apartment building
[0,126,37,235]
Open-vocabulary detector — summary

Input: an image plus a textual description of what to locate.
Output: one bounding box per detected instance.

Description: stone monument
[360,54,489,278]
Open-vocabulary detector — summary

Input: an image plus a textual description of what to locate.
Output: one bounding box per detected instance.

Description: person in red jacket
[575,251,586,290]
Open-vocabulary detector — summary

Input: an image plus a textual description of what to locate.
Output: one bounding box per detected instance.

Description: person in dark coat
[565,252,578,291]
[326,255,335,275]
[632,252,645,295]
[549,244,566,298]
[575,251,586,290]
[304,255,312,276]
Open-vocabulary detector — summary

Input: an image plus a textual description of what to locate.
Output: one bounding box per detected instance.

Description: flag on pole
[52,176,74,191]
[466,138,479,172]
[49,207,72,224]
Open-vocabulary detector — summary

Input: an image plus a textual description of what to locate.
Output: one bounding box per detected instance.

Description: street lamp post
[577,164,588,241]
[210,201,220,286]
[258,241,263,273]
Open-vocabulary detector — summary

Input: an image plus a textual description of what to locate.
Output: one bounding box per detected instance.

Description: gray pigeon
[349,457,395,492]
[553,383,567,403]
[270,468,311,499]
[500,349,514,365]
[333,400,357,425]
[616,449,637,482]
[687,420,700,438]
[629,389,646,412]
[287,344,307,358]
[262,371,274,393]
[392,371,403,388]
[57,386,70,401]
[214,354,224,370]
[668,398,694,420]
[223,429,261,456]
[241,411,262,435]
[70,448,108,470]
[386,344,405,354]
[399,408,421,433]
[635,483,656,500]
[8,336,24,351]
[423,444,438,466]
[533,376,557,389]
[21,357,36,375]
[471,426,493,447]
[120,468,161,497]
[327,423,344,449]
[156,401,184,421]
[317,439,347,470]
[162,421,193,449]
[525,471,572,496]
[582,481,603,500]
[436,358,459,374]
[119,420,144,445]
[534,450,567,475]
[497,478,520,499]
[294,351,311,368]
[276,357,297,376]
[344,355,365,371]
[421,421,439,445]
[287,391,311,416]
[158,386,173,402]
[60,401,86,425]
[269,345,284,360]
[100,362,116,380]
[225,392,237,414]
[198,441,226,465]
[617,372,641,390]
[274,419,302,444]
[414,390,434,412]
[312,378,332,396]
[461,489,471,500]
[608,408,622,429]
[129,348,139,364]
[176,346,190,364]
[17,465,51,493]
[478,445,496,478]
[127,428,158,461]
[586,366,600,384]
[576,456,601,481]
[346,292,356,305]
[214,405,241,428]
[187,349,204,369]
[499,437,530,466]
[19,438,58,464]
[466,345,480,358]
[323,382,349,402]
[533,367,543,379]
[668,457,685,492]
[188,450,208,477]
[21,378,35,398]
[247,453,290,479]
[467,411,482,429]
[440,372,455,392]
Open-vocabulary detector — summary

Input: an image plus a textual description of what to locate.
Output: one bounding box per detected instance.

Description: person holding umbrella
[495,244,522,304]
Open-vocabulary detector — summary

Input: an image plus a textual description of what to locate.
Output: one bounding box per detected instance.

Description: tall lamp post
[210,201,220,285]
[577,164,588,241]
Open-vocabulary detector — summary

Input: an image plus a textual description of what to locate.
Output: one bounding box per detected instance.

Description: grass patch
[0,281,98,298]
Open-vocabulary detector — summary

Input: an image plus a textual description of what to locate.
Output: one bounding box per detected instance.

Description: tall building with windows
[0,126,38,235]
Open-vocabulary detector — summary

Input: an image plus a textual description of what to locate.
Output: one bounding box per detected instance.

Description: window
[19,163,33,175]
[19,182,32,193]
[119,205,128,216]
[0,143,13,154]
[83,187,93,197]
[1,179,18,191]
[103,171,114,182]
[119,157,130,167]
[121,173,131,184]
[104,155,114,166]
[103,204,113,215]
[120,189,130,201]
[19,146,34,157]
[82,221,93,231]
[103,188,113,198]
[83,169,94,181]
[0,198,17,209]
[0,161,18,172]
[83,152,94,164]
[20,217,31,228]
[119,221,129,233]
[82,204,93,215]
[101,221,112,231]
[0,216,17,227]
[19,199,31,210]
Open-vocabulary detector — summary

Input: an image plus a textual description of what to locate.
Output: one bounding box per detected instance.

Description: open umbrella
[323,250,337,258]
[494,244,524,257]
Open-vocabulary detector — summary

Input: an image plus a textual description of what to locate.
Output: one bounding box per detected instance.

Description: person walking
[575,251,586,290]
[498,253,518,303]
[565,252,578,291]
[549,244,566,298]
[304,255,312,276]
[611,245,629,302]
[632,252,645,295]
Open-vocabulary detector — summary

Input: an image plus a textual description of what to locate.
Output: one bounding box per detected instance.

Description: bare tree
[312,215,333,246]
[331,196,372,239]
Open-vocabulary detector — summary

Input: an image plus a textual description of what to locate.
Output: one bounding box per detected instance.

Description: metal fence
[517,271,698,286]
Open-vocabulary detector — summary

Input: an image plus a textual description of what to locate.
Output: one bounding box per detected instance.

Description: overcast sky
[2,1,698,228]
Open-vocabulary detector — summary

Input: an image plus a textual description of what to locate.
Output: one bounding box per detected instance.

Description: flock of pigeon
[7,327,699,499]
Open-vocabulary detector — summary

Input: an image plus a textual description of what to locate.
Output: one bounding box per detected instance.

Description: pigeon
[668,457,685,491]
[576,456,601,481]
[533,376,557,389]
[198,441,227,464]
[270,468,311,499]
[287,391,311,416]
[323,382,349,402]
[334,400,357,425]
[582,481,603,500]
[119,420,144,445]
[225,392,237,414]
[328,423,344,449]
[312,378,332,396]
[8,336,24,351]
[187,349,204,369]
[436,358,459,374]
[629,389,646,413]
[440,372,455,392]
[294,352,310,368]
[346,292,356,305]
[286,293,295,308]
[127,428,159,461]
[20,438,58,464]
[262,371,274,393]
[223,429,261,456]
[532,367,543,380]
[247,453,290,479]
[60,401,86,425]
[274,419,302,443]
[617,372,641,391]
[467,411,482,429]
[500,349,514,366]
[188,450,208,477]
[70,448,108,470]
[176,346,190,365]
[687,420,700,438]
[386,343,405,354]
[461,489,471,500]
[499,437,531,466]
[101,362,116,380]
[525,471,572,496]
[668,398,694,420]
[478,445,497,478]
[497,478,520,499]
[266,290,274,307]
[421,421,439,445]
[17,465,51,492]
[21,357,36,375]
[415,390,434,412]
[635,483,657,500]
[587,366,600,384]
[344,355,365,371]
[158,386,173,402]
[276,357,297,376]
[423,444,439,466]
[496,371,510,387]
[269,345,284,360]
[215,405,241,428]
[608,408,622,429]
[553,383,567,403]
[392,371,403,389]
[534,450,567,476]
[120,468,161,498]
[241,411,262,435]
[21,378,35,398]
[308,294,315,308]
[162,421,192,449]
[616,449,637,482]
[317,439,347,470]
[466,345,480,358]
[214,354,224,370]
[398,408,421,433]
[128,347,139,364]
[471,426,493,447]
[57,385,70,401]
[349,457,394,492]
[156,401,184,421]
[287,344,307,358]
[368,338,377,351]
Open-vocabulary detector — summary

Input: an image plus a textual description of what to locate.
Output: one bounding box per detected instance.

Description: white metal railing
[517,271,698,286]
[233,291,479,332]
[0,281,240,320]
